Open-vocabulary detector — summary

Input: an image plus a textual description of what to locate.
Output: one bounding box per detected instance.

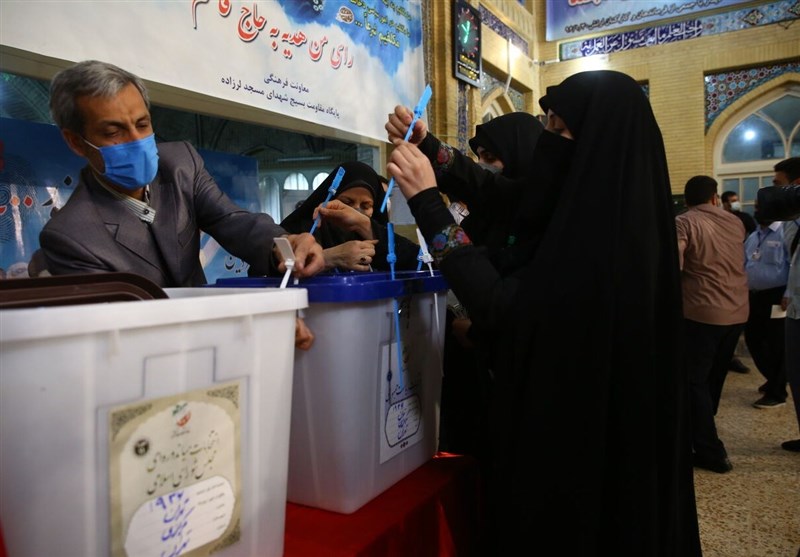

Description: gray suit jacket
[40,141,284,287]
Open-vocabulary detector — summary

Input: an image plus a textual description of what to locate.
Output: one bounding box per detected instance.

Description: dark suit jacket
[40,141,284,287]
[732,209,757,236]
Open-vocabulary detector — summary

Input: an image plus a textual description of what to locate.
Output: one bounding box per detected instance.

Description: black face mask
[753,208,772,226]
[525,130,576,183]
[520,131,575,222]
[491,131,576,275]
[537,129,576,152]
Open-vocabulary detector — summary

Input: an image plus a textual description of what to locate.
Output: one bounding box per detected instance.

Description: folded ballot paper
[771,304,787,319]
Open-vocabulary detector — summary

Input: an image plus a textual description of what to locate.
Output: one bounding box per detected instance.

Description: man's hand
[385,105,427,145]
[781,296,790,312]
[278,233,325,277]
[295,317,314,351]
[313,200,373,239]
[324,240,378,271]
[386,141,438,200]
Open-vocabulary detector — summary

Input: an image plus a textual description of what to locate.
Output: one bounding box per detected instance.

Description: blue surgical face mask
[83,134,159,190]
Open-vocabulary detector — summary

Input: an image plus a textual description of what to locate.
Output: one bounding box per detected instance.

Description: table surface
[284,453,482,557]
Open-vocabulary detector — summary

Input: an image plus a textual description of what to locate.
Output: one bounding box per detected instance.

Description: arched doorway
[480,87,517,123]
[713,81,800,214]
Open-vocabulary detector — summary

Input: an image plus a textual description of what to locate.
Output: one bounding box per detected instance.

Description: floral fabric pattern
[430,223,471,263]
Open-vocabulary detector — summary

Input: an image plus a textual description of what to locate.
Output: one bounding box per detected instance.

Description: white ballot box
[0,287,306,557]
[215,271,447,513]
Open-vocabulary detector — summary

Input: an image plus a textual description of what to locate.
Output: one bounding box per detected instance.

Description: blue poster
[196,148,261,283]
[0,118,83,278]
[546,0,753,41]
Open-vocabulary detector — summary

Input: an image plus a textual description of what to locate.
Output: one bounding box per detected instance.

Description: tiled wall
[560,0,799,61]
[425,1,799,191]
[705,60,800,130]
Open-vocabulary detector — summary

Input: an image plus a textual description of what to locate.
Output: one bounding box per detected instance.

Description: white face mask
[730,201,742,211]
[477,162,501,174]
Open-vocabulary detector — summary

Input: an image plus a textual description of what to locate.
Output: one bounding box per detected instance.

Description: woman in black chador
[281,161,418,272]
[385,70,702,556]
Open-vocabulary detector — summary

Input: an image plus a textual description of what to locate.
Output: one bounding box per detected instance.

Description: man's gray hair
[49,60,150,133]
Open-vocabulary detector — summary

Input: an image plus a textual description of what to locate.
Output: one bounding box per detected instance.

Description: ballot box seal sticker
[379,296,428,463]
[109,381,242,557]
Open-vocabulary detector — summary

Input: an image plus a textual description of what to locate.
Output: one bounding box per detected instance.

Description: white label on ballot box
[109,382,242,557]
[124,477,234,557]
[380,331,426,464]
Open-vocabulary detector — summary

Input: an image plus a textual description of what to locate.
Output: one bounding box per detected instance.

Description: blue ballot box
[214,271,448,513]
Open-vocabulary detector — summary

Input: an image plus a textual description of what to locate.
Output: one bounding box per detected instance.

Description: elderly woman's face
[337,186,375,218]
[545,109,573,140]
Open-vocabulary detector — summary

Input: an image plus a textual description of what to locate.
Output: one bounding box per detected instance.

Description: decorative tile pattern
[479,5,528,52]
[480,73,525,112]
[742,8,766,25]
[560,0,799,60]
[457,80,469,154]
[507,88,525,112]
[705,61,800,130]
[422,1,434,129]
[566,19,704,59]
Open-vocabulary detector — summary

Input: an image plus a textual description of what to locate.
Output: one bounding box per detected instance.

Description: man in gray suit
[39,60,324,349]
[40,59,324,289]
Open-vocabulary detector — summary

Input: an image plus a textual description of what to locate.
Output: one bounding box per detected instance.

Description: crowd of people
[19,58,800,555]
[672,158,800,474]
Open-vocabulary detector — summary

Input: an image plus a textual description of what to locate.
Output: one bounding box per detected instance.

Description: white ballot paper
[771,304,787,319]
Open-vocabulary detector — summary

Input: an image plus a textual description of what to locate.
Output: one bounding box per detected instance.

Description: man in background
[721,190,756,374]
[676,176,749,473]
[743,214,790,409]
[757,157,800,451]
[722,190,757,236]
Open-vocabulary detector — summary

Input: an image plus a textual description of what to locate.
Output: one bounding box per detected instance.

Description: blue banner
[546,0,753,41]
[0,118,82,278]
